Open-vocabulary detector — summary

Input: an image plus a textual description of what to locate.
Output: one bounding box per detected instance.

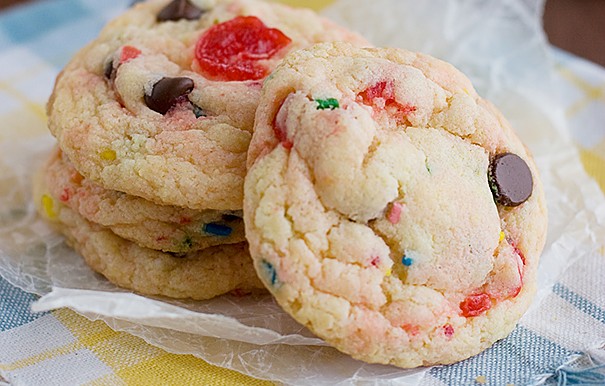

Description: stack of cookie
[34,0,367,300]
[36,0,548,368]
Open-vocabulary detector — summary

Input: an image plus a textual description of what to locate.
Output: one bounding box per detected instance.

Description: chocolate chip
[104,59,114,79]
[488,153,533,206]
[157,0,204,22]
[221,214,240,222]
[144,77,194,114]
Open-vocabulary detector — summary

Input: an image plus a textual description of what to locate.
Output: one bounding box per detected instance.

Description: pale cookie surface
[48,0,367,210]
[41,147,245,253]
[34,169,263,300]
[244,43,547,367]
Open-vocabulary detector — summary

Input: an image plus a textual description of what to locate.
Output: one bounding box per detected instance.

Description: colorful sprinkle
[192,104,206,118]
[460,293,492,317]
[181,235,193,250]
[385,268,392,277]
[443,324,455,338]
[499,231,505,242]
[119,46,141,64]
[203,223,232,237]
[59,188,71,202]
[402,255,414,267]
[315,98,340,110]
[100,149,116,161]
[41,194,57,219]
[387,202,404,224]
[261,260,278,286]
[370,256,380,267]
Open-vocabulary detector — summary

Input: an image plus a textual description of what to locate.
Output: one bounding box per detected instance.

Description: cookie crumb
[475,375,487,384]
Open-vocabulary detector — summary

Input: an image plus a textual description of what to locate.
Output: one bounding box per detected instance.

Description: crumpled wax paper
[2,0,605,384]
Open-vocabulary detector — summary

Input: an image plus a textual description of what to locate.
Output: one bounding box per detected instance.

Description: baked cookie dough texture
[243,43,547,367]
[47,0,367,211]
[38,0,367,300]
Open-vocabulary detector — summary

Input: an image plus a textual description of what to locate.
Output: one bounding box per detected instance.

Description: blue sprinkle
[402,255,414,266]
[261,260,278,286]
[192,104,206,118]
[203,223,232,237]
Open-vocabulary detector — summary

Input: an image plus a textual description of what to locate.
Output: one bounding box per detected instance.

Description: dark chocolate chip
[157,0,204,22]
[144,77,194,114]
[488,153,533,206]
[104,59,114,80]
[221,214,241,222]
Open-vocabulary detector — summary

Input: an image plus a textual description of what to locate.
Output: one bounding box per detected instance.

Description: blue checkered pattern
[0,277,45,332]
[0,1,604,385]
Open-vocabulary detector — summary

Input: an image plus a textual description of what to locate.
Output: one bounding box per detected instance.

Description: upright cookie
[41,147,245,253]
[33,169,263,300]
[48,0,367,210]
[244,43,547,367]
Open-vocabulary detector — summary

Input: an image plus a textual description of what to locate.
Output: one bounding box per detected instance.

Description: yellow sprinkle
[499,231,505,242]
[385,268,392,277]
[475,375,487,384]
[100,149,116,161]
[41,194,57,219]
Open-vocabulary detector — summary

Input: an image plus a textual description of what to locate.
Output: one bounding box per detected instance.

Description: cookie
[33,168,263,300]
[243,43,547,367]
[47,0,368,211]
[41,147,245,253]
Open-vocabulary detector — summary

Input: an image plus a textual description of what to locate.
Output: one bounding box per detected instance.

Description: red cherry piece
[460,293,492,317]
[194,16,291,81]
[359,80,417,121]
[120,46,141,64]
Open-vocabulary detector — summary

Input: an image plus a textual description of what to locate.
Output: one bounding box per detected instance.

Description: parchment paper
[1,0,605,384]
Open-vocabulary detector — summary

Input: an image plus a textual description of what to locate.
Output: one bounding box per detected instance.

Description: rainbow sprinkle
[100,149,116,161]
[41,194,57,219]
[499,231,505,242]
[315,98,339,110]
[402,255,413,267]
[203,223,232,237]
[261,260,279,286]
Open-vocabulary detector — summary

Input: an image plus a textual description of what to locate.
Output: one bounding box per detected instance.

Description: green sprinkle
[315,98,340,110]
[182,235,193,250]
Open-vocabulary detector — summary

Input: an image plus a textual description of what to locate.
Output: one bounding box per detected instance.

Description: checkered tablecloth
[1,1,604,385]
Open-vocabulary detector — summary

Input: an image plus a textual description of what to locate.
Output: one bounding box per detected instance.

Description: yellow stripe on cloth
[0,341,82,372]
[579,148,605,193]
[557,66,605,118]
[53,309,273,385]
[271,0,335,11]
